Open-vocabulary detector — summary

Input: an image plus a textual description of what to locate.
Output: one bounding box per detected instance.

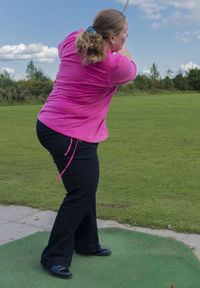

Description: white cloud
[176,32,191,43]
[146,13,162,20]
[0,43,58,63]
[118,0,200,26]
[151,22,161,29]
[181,61,200,72]
[0,66,25,80]
[142,68,150,74]
[0,66,15,74]
[176,30,200,43]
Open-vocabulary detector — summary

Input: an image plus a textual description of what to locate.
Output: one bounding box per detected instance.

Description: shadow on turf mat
[0,228,200,288]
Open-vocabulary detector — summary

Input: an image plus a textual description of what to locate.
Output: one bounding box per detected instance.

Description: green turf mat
[0,228,200,288]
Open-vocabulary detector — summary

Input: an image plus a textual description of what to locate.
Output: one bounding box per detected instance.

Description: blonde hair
[76,9,126,65]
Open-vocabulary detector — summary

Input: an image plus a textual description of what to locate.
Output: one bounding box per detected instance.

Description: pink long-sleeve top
[38,31,137,143]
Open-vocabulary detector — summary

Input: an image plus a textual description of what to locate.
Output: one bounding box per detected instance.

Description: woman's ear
[108,32,116,47]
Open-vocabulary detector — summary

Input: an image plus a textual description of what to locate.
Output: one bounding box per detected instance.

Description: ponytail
[76,30,107,65]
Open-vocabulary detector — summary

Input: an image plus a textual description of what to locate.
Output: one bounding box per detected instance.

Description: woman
[36,9,137,279]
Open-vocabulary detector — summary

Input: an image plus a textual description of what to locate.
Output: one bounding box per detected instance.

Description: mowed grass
[0,93,200,233]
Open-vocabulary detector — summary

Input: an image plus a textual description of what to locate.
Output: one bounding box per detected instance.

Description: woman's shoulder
[58,30,83,58]
[61,30,82,45]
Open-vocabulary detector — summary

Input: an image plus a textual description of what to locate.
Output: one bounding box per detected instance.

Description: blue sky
[0,0,199,80]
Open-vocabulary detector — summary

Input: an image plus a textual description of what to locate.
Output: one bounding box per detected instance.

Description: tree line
[0,61,199,104]
[118,63,200,95]
[0,60,53,103]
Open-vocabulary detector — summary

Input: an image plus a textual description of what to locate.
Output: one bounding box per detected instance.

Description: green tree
[26,60,49,81]
[186,68,200,91]
[166,69,174,79]
[162,76,174,90]
[134,74,151,90]
[22,60,53,102]
[150,63,160,81]
[0,71,15,89]
[150,63,161,90]
[0,71,18,102]
[173,73,187,90]
[26,60,37,79]
[17,78,53,102]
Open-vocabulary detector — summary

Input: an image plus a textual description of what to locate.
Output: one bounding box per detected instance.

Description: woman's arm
[117,45,133,62]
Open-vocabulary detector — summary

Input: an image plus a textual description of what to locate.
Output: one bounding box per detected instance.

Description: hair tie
[87,26,96,34]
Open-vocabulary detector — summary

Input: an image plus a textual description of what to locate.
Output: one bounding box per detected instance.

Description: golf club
[122,0,130,14]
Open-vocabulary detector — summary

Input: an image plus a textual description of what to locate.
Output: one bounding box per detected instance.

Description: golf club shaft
[123,0,130,14]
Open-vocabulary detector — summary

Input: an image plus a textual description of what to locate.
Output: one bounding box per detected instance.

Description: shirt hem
[37,117,108,143]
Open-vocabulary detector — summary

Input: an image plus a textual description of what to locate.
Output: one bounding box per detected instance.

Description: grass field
[0,93,200,233]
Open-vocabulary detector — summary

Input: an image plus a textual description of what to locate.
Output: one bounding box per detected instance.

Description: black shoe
[41,262,72,279]
[92,246,111,256]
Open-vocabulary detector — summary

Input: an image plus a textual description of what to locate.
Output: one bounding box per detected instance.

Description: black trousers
[36,120,100,267]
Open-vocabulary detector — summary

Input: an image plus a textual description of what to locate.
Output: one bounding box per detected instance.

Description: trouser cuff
[74,242,100,254]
